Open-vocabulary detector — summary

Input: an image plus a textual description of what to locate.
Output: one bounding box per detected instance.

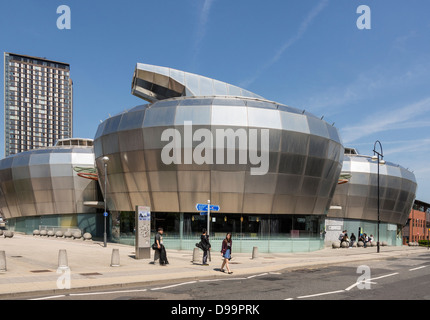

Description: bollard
[83,233,92,241]
[4,231,14,238]
[0,251,6,272]
[192,247,200,264]
[111,249,120,267]
[58,249,68,269]
[252,246,259,259]
[332,242,341,249]
[72,231,82,240]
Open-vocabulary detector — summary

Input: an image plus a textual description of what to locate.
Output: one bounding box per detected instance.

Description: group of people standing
[339,230,374,247]
[152,228,234,274]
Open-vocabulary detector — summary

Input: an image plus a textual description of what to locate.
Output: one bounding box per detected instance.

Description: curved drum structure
[0,142,97,219]
[329,153,417,225]
[94,64,344,216]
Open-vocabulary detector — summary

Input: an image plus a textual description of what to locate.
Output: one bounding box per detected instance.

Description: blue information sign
[195,204,220,212]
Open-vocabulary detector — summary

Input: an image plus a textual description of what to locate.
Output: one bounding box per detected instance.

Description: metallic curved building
[0,139,101,233]
[0,62,419,251]
[95,96,344,215]
[132,63,264,102]
[325,148,417,245]
[94,64,344,248]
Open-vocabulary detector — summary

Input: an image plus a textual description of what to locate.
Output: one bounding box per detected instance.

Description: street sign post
[135,206,151,259]
[196,201,220,236]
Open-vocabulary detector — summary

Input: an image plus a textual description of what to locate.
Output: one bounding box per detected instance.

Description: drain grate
[79,272,102,276]
[256,276,283,281]
[30,270,52,273]
[11,256,22,258]
[292,268,321,273]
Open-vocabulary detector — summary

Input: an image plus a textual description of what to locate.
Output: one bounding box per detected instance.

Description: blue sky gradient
[1,0,429,202]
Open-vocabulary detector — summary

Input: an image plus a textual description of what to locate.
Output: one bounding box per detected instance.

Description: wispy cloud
[304,62,430,117]
[239,0,329,88]
[383,138,430,156]
[192,0,215,64]
[340,97,430,144]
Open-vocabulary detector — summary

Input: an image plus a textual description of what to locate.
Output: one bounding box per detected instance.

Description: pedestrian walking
[200,228,211,265]
[220,232,233,274]
[154,227,169,265]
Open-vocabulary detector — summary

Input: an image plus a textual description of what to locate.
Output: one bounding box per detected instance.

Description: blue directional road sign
[195,204,220,212]
[103,212,108,217]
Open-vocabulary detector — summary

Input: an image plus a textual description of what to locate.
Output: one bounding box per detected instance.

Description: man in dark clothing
[350,233,357,247]
[200,228,211,265]
[154,227,168,265]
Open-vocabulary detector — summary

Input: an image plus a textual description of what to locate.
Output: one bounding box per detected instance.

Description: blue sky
[1,0,429,202]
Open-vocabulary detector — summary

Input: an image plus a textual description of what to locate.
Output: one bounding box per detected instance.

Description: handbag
[152,243,158,250]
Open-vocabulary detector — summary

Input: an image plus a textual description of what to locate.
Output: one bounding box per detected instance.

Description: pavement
[0,233,428,299]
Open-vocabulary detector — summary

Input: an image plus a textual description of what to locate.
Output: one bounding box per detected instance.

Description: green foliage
[418,240,430,247]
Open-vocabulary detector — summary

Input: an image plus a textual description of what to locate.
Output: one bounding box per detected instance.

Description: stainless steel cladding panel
[94,96,343,215]
[0,146,97,219]
[329,155,417,225]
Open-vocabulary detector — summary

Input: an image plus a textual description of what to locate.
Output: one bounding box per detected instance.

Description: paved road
[22,251,430,301]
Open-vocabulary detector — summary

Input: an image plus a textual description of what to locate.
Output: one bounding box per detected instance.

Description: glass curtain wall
[6,212,104,237]
[114,211,325,252]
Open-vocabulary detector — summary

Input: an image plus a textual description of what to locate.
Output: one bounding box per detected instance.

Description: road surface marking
[370,272,399,280]
[151,281,197,290]
[297,290,345,299]
[70,289,148,296]
[345,281,377,291]
[247,273,268,279]
[29,295,66,300]
[345,272,399,291]
[409,266,427,271]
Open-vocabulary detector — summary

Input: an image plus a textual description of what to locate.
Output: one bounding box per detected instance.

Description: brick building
[403,200,430,244]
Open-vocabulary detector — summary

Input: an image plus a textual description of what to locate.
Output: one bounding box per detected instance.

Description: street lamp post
[102,156,110,248]
[371,141,385,253]
[207,199,211,237]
